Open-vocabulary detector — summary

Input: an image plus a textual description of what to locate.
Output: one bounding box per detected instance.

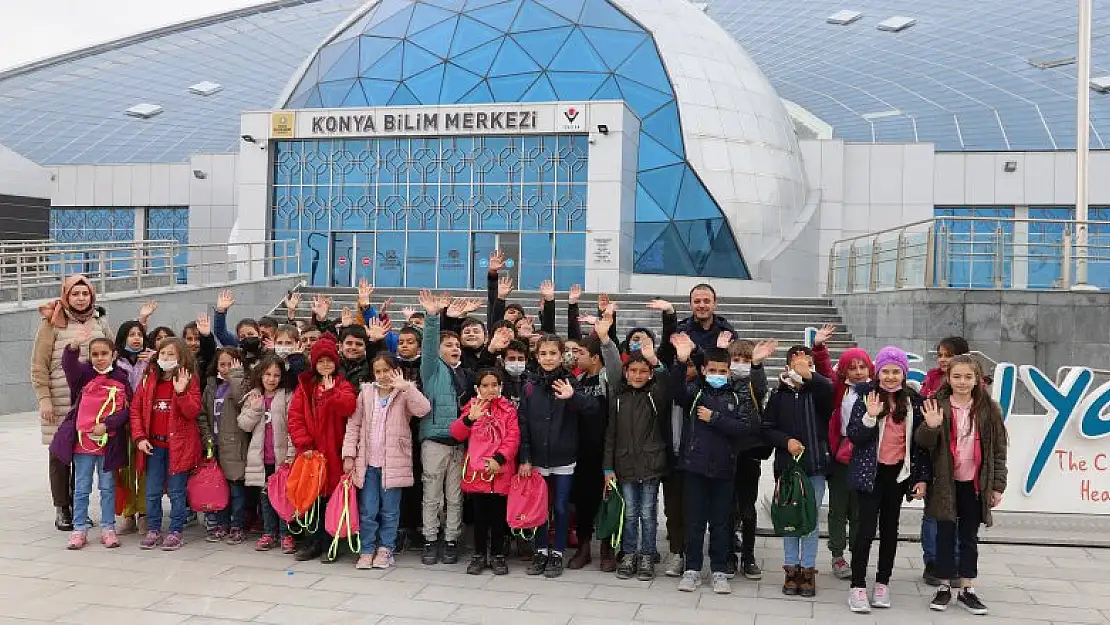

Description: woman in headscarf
[30,274,113,531]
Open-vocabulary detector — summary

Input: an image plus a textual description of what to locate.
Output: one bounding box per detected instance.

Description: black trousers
[572,436,605,544]
[851,464,904,587]
[731,456,761,559]
[50,452,74,509]
[472,493,508,557]
[399,419,424,533]
[936,481,982,581]
[662,471,685,554]
[684,472,734,574]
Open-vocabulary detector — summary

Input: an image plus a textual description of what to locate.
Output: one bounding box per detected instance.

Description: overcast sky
[0,0,274,71]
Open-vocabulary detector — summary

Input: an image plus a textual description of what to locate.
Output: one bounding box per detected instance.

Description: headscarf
[39,274,96,329]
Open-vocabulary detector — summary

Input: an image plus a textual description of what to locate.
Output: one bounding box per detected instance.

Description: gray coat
[199,369,250,482]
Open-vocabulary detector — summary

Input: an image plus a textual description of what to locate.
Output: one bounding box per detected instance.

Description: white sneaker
[664,553,684,578]
[677,570,700,592]
[848,587,871,613]
[871,583,891,608]
[711,572,732,594]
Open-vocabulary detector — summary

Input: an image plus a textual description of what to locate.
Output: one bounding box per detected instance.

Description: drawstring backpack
[594,477,625,550]
[267,462,296,524]
[76,380,121,452]
[187,455,230,512]
[325,476,360,560]
[506,472,548,539]
[287,451,327,534]
[770,451,818,537]
[462,411,503,485]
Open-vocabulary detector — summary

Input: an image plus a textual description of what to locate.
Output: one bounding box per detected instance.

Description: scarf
[39,274,97,329]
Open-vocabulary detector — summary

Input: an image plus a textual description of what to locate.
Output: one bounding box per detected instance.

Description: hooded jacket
[198,368,250,481]
[343,381,431,490]
[419,314,461,443]
[761,371,835,477]
[812,344,875,465]
[49,345,133,471]
[669,362,755,480]
[517,367,600,469]
[286,336,358,493]
[450,396,521,495]
[130,367,204,475]
[604,375,671,482]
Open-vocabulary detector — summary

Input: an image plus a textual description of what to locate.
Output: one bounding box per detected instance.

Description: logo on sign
[559,104,585,131]
[564,107,580,123]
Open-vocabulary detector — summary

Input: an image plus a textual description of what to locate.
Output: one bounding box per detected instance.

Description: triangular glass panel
[510,26,572,66]
[638,224,696,275]
[641,102,684,156]
[520,72,556,102]
[342,81,371,106]
[287,79,315,108]
[458,80,495,103]
[451,38,503,76]
[317,39,358,81]
[360,78,399,105]
[535,0,586,22]
[440,63,485,102]
[410,16,458,58]
[614,75,672,116]
[389,84,421,105]
[405,63,447,103]
[509,0,571,32]
[637,163,684,213]
[550,27,607,73]
[635,184,670,222]
[468,0,522,32]
[676,169,725,220]
[488,72,539,100]
[672,219,715,273]
[548,71,608,100]
[590,74,622,100]
[318,78,358,105]
[359,36,401,71]
[488,37,541,76]
[321,39,364,82]
[424,0,466,10]
[409,2,457,36]
[637,133,684,170]
[363,0,412,31]
[366,4,415,38]
[448,16,503,56]
[366,42,405,80]
[616,40,671,93]
[580,26,646,70]
[633,221,668,258]
[303,86,323,108]
[578,0,642,32]
[705,224,749,278]
[402,41,443,79]
[465,0,510,9]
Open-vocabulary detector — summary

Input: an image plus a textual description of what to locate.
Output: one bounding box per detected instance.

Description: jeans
[472,493,508,557]
[620,478,660,556]
[206,480,246,530]
[921,515,937,564]
[732,456,761,559]
[73,454,115,531]
[827,462,857,559]
[936,481,981,581]
[260,464,287,538]
[661,471,685,554]
[783,475,826,568]
[145,446,189,534]
[851,464,904,587]
[535,473,574,554]
[683,472,734,574]
[358,467,403,554]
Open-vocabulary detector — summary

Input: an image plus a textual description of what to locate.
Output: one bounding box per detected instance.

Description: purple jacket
[114,355,150,392]
[49,346,133,470]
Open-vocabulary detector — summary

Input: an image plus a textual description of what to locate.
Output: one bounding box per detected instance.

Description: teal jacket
[419,314,459,442]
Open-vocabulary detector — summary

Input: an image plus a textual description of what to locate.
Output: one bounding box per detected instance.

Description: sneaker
[544,552,565,578]
[922,562,941,586]
[355,554,376,570]
[117,516,137,535]
[139,530,163,550]
[958,588,989,615]
[161,531,184,551]
[421,540,439,566]
[467,554,488,575]
[871,583,891,608]
[723,552,738,579]
[442,540,459,565]
[616,553,637,580]
[225,527,246,546]
[255,534,278,551]
[741,557,762,580]
[294,542,323,561]
[848,587,871,614]
[526,551,548,576]
[832,557,851,580]
[636,555,656,581]
[677,570,701,592]
[67,530,88,550]
[664,553,684,578]
[206,526,228,543]
[101,529,120,549]
[491,555,509,576]
[711,571,732,594]
[280,535,296,554]
[372,547,394,570]
[930,585,952,611]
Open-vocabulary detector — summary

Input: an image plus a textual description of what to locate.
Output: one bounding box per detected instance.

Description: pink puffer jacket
[342,382,430,490]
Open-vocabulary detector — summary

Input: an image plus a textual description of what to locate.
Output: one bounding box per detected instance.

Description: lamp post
[1074,0,1099,290]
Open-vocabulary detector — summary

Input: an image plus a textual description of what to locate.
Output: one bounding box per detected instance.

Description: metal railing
[826,217,1110,294]
[0,239,301,304]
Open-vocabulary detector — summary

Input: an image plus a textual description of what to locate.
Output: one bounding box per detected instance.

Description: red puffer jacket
[451,396,520,496]
[130,372,203,475]
[287,371,357,493]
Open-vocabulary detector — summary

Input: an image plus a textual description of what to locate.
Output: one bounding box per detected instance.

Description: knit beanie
[310,334,340,369]
[873,345,909,376]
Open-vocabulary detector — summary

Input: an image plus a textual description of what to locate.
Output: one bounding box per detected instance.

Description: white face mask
[157,359,178,371]
[730,362,751,378]
[93,364,113,375]
[504,361,526,377]
[274,346,295,357]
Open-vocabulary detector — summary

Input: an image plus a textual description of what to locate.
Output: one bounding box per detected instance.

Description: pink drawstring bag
[187,458,229,512]
[325,476,360,559]
[506,473,548,538]
[463,417,503,483]
[267,463,295,522]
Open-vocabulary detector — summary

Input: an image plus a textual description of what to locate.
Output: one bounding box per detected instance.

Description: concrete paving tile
[524,595,641,620]
[52,582,172,609]
[56,604,191,625]
[988,599,1106,623]
[2,596,85,621]
[382,565,491,588]
[586,583,700,607]
[448,605,573,625]
[310,574,426,597]
[636,604,756,624]
[1030,590,1110,610]
[481,574,595,598]
[216,565,325,588]
[412,583,529,609]
[338,594,459,620]
[148,594,275,620]
[254,604,381,625]
[229,583,354,609]
[699,593,815,618]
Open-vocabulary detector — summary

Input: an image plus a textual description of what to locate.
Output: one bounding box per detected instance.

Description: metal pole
[1075,0,1099,290]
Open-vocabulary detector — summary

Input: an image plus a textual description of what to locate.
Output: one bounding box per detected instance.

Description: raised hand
[340,306,355,328]
[647,298,674,314]
[594,304,615,342]
[196,312,212,337]
[357,279,374,309]
[640,335,658,363]
[814,323,837,347]
[497,276,514,299]
[461,298,483,315]
[569,284,582,305]
[379,297,393,316]
[230,357,243,371]
[578,314,599,326]
[752,339,778,365]
[489,249,506,273]
[716,330,734,349]
[390,371,411,392]
[216,289,235,313]
[865,391,883,418]
[401,306,416,321]
[285,291,301,313]
[793,356,812,380]
[552,379,574,400]
[173,369,192,394]
[540,280,555,302]
[138,348,156,362]
[488,328,512,352]
[418,289,443,314]
[468,399,488,422]
[321,373,335,391]
[446,298,467,319]
[263,336,275,350]
[138,300,158,324]
[70,325,94,348]
[923,398,944,428]
[598,293,610,313]
[367,317,389,342]
[438,292,453,312]
[312,295,331,322]
[671,333,695,363]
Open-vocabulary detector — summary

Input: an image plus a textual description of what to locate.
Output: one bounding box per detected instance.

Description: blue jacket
[669,362,754,480]
[675,314,737,358]
[419,314,459,443]
[761,372,834,478]
[846,381,932,494]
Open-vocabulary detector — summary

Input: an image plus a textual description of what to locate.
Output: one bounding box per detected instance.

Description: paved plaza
[1,413,1108,625]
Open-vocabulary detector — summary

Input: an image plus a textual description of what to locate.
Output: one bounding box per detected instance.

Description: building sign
[559,103,587,132]
[271,112,295,138]
[284,103,596,138]
[589,234,615,267]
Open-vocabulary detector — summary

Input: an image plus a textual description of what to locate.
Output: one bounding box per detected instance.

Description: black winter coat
[517,369,600,469]
[730,365,771,456]
[669,363,754,480]
[604,378,671,482]
[761,372,835,478]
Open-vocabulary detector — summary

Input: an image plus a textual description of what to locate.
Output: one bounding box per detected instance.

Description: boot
[599,540,617,573]
[55,507,73,532]
[798,567,817,597]
[782,565,799,596]
[567,541,592,570]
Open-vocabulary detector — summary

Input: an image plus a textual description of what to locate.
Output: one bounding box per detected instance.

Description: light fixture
[125,103,164,119]
[240,134,257,143]
[1004,161,1018,172]
[877,16,916,32]
[597,124,609,135]
[193,169,208,179]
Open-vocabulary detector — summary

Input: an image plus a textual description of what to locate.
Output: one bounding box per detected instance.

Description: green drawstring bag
[771,452,818,537]
[594,478,625,549]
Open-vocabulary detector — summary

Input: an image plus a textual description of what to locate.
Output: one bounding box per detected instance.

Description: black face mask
[240,336,262,354]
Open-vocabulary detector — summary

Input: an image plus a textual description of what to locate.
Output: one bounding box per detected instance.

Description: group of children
[44,256,1008,615]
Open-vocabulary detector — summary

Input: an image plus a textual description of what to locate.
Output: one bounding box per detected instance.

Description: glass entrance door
[331,233,354,287]
[472,232,520,288]
[352,233,374,286]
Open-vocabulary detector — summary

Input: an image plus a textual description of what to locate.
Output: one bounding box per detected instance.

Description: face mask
[629,342,641,352]
[730,363,751,378]
[788,370,804,385]
[158,359,178,371]
[124,344,143,354]
[706,374,728,389]
[93,364,113,375]
[274,346,295,357]
[562,352,577,367]
[504,361,526,377]
[240,337,262,353]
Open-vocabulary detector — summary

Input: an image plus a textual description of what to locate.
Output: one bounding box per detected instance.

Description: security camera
[193,169,208,180]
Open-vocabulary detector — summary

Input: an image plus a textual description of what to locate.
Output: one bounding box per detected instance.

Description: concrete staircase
[275,286,854,371]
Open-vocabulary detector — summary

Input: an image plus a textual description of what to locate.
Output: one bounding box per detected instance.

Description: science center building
[4,0,1109,295]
